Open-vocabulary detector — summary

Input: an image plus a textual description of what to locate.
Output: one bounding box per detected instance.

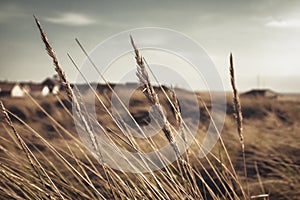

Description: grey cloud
[45,13,96,26]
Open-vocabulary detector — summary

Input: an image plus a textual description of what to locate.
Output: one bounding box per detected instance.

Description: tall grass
[0,16,277,199]
[229,53,248,197]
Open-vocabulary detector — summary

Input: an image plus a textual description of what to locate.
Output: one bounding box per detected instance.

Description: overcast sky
[0,0,300,92]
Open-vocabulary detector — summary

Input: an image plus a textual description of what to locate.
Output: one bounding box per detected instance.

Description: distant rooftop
[241,89,279,98]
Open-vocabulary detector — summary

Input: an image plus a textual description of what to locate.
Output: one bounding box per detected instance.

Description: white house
[0,82,25,97]
[11,84,25,97]
[42,86,50,96]
[52,85,59,95]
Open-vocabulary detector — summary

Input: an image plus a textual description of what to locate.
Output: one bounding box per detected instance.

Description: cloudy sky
[0,0,300,92]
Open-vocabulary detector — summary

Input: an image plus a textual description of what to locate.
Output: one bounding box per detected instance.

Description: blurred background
[0,0,300,93]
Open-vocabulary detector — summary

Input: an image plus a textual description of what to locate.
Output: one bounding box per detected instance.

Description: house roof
[42,78,59,87]
[241,89,278,97]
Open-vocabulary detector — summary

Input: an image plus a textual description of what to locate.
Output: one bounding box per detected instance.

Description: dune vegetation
[0,16,299,200]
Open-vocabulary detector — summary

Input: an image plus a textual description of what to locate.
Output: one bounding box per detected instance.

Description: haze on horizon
[0,0,300,93]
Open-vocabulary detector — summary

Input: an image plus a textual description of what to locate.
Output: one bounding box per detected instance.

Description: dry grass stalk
[33,16,97,156]
[130,36,207,198]
[254,161,267,200]
[229,53,244,146]
[169,87,185,143]
[229,53,249,197]
[130,35,181,158]
[33,16,103,163]
[33,16,119,199]
[33,15,73,101]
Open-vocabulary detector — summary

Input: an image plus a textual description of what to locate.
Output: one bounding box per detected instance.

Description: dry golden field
[0,87,299,199]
